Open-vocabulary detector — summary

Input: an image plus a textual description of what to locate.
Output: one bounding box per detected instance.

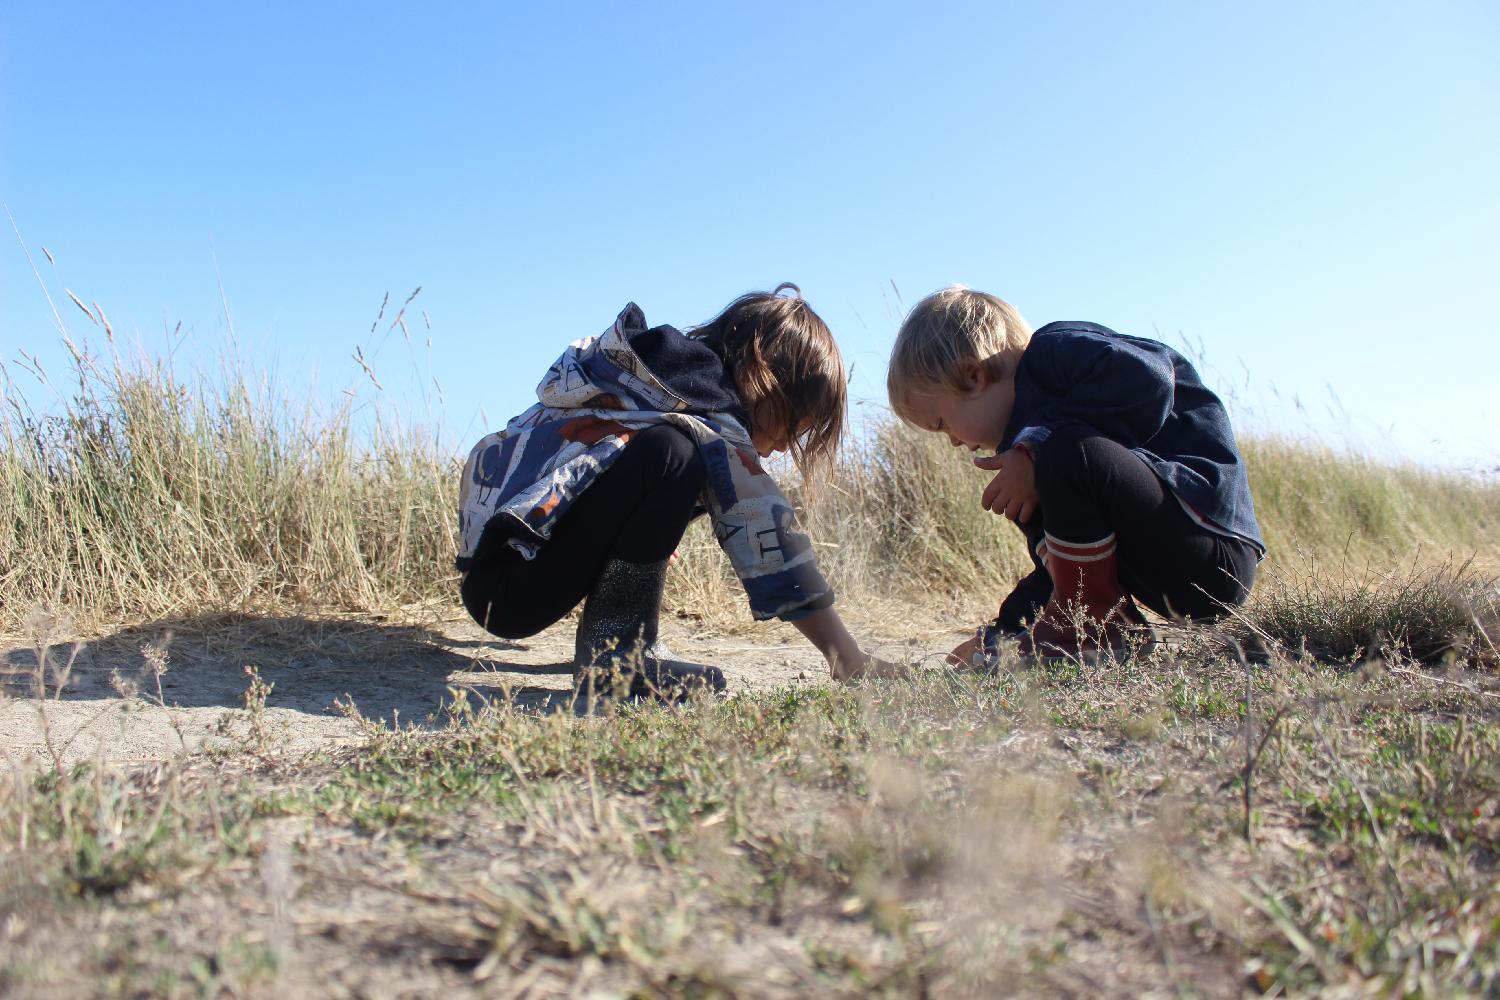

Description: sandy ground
[1,610,945,768]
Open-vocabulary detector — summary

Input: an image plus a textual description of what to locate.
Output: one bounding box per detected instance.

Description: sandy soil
[1,611,945,768]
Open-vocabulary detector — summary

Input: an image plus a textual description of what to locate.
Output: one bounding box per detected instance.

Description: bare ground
[3,607,1496,997]
[0,610,939,769]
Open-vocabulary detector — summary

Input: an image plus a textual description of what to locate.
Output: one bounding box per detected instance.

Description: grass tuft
[1238,561,1499,667]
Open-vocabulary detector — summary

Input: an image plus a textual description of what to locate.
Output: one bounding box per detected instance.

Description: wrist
[829,640,866,678]
[976,623,1004,658]
[823,627,868,679]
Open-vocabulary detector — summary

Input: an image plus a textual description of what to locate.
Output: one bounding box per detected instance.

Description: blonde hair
[886,286,1032,423]
[693,282,846,485]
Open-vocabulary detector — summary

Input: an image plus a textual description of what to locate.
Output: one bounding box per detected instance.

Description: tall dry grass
[1,345,454,628]
[1243,435,1500,563]
[3,341,1498,634]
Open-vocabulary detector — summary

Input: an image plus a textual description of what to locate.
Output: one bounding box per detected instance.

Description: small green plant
[241,665,273,751]
[211,664,282,757]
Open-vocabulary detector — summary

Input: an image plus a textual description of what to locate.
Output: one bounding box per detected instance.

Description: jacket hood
[538,304,745,420]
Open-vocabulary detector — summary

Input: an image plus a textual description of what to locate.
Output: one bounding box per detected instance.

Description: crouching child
[886,286,1265,664]
[457,284,896,709]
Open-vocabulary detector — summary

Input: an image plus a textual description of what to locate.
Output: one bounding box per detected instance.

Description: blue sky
[3,1,1497,472]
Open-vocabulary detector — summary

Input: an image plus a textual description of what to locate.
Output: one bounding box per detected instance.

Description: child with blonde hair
[458,284,892,705]
[887,287,1264,663]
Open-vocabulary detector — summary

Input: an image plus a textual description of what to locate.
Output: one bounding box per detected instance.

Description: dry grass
[4,325,1500,995]
[2,638,1497,996]
[8,338,1497,648]
[2,344,455,627]
[1243,435,1500,564]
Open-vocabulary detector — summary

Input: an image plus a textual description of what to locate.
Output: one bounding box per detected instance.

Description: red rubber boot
[1019,533,1151,662]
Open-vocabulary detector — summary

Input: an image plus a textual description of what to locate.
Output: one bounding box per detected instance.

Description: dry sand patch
[1,612,935,768]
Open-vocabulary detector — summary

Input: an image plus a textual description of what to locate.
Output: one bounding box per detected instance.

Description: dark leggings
[1010,424,1257,623]
[460,425,706,638]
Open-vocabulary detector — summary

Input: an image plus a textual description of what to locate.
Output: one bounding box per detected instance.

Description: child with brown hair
[458,283,892,705]
[886,287,1265,664]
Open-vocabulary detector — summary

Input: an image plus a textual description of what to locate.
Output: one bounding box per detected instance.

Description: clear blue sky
[4,1,1497,472]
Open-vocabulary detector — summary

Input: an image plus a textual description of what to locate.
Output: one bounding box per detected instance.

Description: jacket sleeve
[1011,329,1176,453]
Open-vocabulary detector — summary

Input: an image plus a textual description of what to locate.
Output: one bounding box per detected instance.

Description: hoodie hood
[538,303,745,423]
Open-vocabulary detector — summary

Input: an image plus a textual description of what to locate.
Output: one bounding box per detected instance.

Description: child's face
[750,401,807,458]
[906,363,1017,453]
[752,422,791,458]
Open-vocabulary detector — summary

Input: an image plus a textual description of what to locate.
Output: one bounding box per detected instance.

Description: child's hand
[858,653,906,679]
[790,607,905,682]
[830,647,905,682]
[946,634,981,667]
[974,447,1038,523]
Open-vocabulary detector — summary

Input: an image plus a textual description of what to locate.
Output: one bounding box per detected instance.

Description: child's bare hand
[975,447,1038,523]
[861,653,906,679]
[833,650,905,682]
[946,635,981,668]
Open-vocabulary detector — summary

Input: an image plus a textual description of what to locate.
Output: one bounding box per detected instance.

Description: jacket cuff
[1012,425,1050,454]
[775,591,836,623]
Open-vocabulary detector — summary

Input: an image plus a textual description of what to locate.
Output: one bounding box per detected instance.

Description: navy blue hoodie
[1004,321,1265,555]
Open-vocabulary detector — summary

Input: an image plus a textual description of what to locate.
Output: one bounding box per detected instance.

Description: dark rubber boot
[572,558,726,711]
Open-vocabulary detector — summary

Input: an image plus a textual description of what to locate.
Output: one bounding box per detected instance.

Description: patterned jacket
[456,304,834,621]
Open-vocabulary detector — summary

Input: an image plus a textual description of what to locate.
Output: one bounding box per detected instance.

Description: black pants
[1000,424,1258,627]
[460,425,706,639]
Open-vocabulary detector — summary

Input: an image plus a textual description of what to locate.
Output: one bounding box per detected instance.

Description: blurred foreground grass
[3,645,1497,995]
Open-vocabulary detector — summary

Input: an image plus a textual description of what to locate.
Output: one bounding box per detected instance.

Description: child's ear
[958,359,990,393]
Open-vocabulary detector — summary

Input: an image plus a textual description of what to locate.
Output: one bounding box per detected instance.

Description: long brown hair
[692,282,846,485]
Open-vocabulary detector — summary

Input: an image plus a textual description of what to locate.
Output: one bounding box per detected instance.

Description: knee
[460,571,546,640]
[1036,424,1131,467]
[627,424,705,484]
[1034,424,1127,495]
[1034,425,1085,481]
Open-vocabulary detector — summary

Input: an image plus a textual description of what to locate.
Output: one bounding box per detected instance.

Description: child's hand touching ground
[856,653,905,679]
[975,446,1037,523]
[946,633,982,668]
[792,607,905,682]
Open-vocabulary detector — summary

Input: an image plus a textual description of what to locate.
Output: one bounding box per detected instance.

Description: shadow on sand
[0,613,583,723]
